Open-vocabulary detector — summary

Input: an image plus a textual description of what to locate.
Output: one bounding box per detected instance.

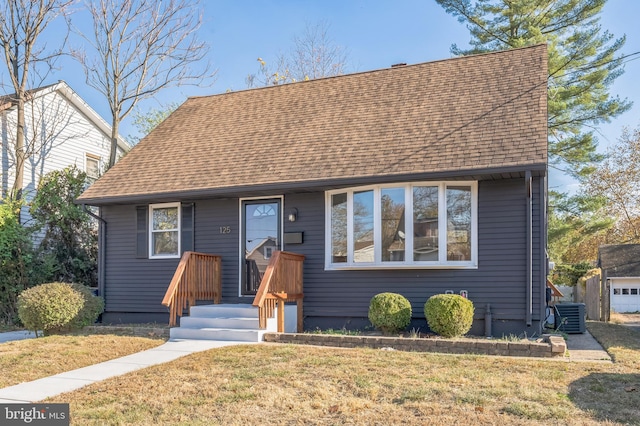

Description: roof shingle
[78,44,548,205]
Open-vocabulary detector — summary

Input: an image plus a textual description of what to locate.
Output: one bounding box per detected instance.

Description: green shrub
[424,294,474,338]
[18,282,84,336]
[0,199,39,325]
[368,292,412,334]
[69,284,104,328]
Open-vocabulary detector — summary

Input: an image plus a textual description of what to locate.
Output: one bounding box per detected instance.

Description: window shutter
[136,206,148,258]
[181,203,194,253]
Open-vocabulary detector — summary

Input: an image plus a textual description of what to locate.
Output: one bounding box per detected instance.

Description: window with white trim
[149,203,181,258]
[326,182,478,269]
[85,154,101,182]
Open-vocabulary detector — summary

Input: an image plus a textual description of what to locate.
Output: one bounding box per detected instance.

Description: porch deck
[161,251,304,339]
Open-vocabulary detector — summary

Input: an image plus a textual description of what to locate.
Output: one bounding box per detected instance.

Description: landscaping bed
[264,332,567,358]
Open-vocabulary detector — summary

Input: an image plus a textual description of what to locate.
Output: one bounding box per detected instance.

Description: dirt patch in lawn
[611,312,640,325]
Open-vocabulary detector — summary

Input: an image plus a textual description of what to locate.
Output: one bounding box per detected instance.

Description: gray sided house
[77,44,549,337]
[598,244,640,313]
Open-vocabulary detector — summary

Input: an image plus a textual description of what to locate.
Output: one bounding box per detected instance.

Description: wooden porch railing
[161,251,222,327]
[252,251,304,333]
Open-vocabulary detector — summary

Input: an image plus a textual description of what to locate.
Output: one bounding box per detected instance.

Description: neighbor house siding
[1,86,117,226]
[100,176,545,334]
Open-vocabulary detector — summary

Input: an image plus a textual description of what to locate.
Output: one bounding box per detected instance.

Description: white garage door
[610,277,640,313]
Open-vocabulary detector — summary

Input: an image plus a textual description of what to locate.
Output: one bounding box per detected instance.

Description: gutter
[83,204,106,303]
[77,164,549,207]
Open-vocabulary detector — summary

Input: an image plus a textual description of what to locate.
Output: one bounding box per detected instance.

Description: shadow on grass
[569,373,640,424]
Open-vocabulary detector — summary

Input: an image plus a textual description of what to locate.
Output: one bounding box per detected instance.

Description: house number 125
[219,226,231,234]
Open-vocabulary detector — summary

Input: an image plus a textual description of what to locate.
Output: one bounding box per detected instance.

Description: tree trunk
[109,118,120,168]
[11,96,26,201]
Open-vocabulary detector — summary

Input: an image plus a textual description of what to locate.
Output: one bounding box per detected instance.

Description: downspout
[83,204,106,303]
[539,175,548,331]
[525,171,533,326]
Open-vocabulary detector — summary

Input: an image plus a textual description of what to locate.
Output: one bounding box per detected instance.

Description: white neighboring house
[0,81,130,225]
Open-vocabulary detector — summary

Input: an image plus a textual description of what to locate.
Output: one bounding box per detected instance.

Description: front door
[241,198,282,296]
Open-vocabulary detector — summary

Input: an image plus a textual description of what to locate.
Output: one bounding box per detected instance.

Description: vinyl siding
[1,88,113,225]
[101,176,546,333]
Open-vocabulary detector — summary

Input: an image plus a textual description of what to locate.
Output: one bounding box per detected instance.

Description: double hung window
[149,203,181,258]
[85,154,101,182]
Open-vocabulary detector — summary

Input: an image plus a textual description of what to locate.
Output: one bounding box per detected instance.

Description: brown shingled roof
[78,44,548,205]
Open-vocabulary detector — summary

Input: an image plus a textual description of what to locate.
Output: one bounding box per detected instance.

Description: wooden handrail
[252,251,305,332]
[162,251,222,327]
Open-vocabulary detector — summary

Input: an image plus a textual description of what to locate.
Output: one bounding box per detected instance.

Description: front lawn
[47,322,640,425]
[0,334,164,388]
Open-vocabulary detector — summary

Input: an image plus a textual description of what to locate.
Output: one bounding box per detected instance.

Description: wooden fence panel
[600,277,610,322]
[585,275,600,320]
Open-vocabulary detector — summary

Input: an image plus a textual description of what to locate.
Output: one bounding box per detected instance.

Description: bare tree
[73,0,215,167]
[246,21,349,88]
[584,126,640,242]
[0,0,73,200]
[288,20,348,81]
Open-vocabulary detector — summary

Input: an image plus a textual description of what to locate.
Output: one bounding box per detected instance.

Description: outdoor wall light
[288,208,298,222]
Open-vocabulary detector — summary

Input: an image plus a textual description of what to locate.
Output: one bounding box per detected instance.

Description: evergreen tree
[30,166,97,286]
[436,0,631,177]
[547,190,612,263]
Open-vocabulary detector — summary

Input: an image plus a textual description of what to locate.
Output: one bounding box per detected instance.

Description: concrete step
[169,326,265,342]
[169,304,287,342]
[189,304,258,319]
[179,316,261,330]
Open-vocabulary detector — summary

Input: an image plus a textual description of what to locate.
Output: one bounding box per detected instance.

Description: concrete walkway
[0,327,614,403]
[0,330,37,343]
[564,330,611,362]
[0,339,252,403]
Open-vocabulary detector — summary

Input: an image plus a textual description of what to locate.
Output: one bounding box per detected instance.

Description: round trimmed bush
[368,292,412,334]
[424,294,474,338]
[69,284,104,329]
[18,282,85,336]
